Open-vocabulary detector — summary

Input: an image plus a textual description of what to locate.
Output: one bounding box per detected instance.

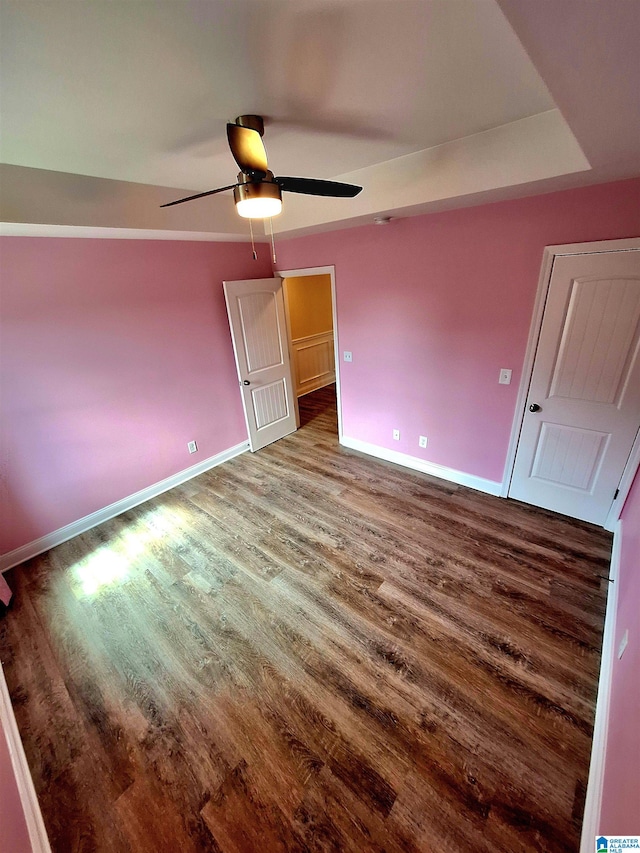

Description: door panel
[549,277,640,404]
[238,291,284,372]
[530,423,609,490]
[223,278,297,451]
[509,250,640,525]
[252,380,289,429]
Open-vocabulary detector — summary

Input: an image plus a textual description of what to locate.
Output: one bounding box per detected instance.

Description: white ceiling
[1,0,638,239]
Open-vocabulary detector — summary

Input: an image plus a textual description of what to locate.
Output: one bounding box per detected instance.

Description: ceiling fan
[160,115,363,219]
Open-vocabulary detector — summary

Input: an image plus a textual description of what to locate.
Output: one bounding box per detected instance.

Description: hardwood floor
[0,386,612,853]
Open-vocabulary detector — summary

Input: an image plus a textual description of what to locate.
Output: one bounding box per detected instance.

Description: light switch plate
[499,368,512,385]
[343,351,353,362]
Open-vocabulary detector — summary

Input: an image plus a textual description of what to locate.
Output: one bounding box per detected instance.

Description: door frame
[274,265,343,440]
[501,236,640,530]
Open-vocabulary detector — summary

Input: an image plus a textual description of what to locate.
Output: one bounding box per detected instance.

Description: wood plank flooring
[0,386,612,853]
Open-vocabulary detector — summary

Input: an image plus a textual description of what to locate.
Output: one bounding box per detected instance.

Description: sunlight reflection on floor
[72,505,185,596]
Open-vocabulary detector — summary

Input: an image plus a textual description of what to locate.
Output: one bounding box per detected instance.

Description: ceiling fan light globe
[233,180,283,219]
[235,196,283,219]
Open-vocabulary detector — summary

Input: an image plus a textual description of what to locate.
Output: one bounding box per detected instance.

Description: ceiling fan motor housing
[233,172,282,204]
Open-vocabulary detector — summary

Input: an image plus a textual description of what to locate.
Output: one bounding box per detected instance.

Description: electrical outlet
[393,429,400,441]
[419,435,428,448]
[187,440,198,454]
[618,628,629,659]
[343,351,353,362]
[499,368,512,385]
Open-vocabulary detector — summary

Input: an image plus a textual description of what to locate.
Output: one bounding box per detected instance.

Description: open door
[223,277,297,451]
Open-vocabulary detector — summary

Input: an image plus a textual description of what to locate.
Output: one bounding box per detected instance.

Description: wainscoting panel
[292,331,335,397]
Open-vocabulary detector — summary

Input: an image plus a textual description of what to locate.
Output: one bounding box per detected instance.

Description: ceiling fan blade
[160,183,238,208]
[275,176,362,198]
[227,123,268,175]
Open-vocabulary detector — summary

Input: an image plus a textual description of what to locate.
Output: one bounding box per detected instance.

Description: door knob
[243,380,250,386]
[529,403,541,412]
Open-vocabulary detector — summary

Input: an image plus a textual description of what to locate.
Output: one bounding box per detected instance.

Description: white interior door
[223,277,297,451]
[509,249,640,525]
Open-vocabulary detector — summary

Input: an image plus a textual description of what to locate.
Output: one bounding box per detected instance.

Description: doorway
[277,265,342,438]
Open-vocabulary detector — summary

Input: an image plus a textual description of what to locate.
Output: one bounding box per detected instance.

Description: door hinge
[614,488,620,500]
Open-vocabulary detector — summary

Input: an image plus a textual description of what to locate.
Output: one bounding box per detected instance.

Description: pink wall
[1,238,271,555]
[0,715,32,853]
[277,177,640,483]
[600,467,640,835]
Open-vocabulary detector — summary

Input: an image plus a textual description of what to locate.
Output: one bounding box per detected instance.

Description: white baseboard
[1,441,249,573]
[339,436,502,496]
[0,664,52,853]
[579,520,622,851]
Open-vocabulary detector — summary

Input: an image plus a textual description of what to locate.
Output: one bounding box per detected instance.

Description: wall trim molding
[1,441,249,573]
[340,436,502,496]
[0,664,52,853]
[0,222,266,243]
[291,330,336,397]
[579,520,622,852]
[291,329,334,345]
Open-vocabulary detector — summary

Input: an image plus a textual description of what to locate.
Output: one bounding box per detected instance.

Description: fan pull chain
[249,218,258,260]
[269,217,277,265]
